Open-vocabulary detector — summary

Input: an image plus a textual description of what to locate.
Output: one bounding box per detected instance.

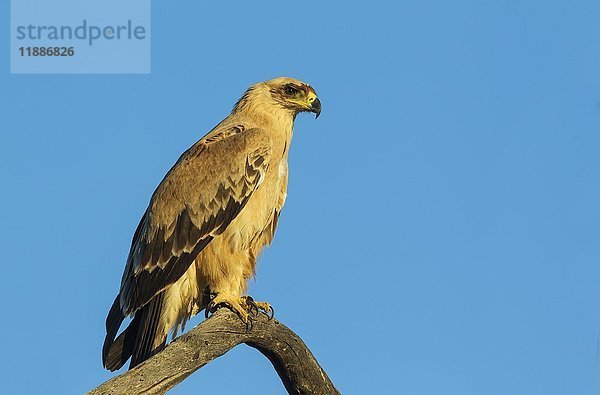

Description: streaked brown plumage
[102,77,321,371]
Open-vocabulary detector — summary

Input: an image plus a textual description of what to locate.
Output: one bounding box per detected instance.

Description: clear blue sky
[1,1,600,394]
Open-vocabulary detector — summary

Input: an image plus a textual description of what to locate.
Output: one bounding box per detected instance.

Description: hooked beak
[310,97,322,119]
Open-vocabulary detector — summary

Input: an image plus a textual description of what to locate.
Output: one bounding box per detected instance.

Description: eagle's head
[265,77,321,119]
[234,77,321,119]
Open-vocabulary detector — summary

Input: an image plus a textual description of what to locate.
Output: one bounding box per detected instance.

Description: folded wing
[119,126,272,316]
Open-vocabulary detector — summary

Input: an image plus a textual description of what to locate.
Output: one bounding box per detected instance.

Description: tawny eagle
[102,77,321,371]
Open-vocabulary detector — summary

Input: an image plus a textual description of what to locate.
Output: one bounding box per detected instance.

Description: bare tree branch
[87,309,339,395]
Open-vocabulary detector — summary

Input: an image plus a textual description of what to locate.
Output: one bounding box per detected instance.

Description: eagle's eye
[284,85,299,96]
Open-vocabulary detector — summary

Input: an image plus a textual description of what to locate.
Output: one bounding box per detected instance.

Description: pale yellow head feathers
[233,77,321,119]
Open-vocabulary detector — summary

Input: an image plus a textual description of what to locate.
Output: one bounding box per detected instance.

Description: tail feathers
[102,293,168,371]
[102,296,126,370]
[103,313,141,371]
[130,292,167,369]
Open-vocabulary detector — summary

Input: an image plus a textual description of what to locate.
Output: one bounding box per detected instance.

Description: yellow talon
[208,294,250,323]
[206,294,274,326]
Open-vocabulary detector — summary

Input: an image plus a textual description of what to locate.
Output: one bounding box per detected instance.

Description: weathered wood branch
[87,309,339,395]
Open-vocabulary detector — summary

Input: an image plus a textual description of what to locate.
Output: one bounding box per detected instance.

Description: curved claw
[245,296,260,317]
[205,301,217,319]
[245,316,253,332]
[205,300,230,319]
[258,305,274,320]
[266,305,274,321]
